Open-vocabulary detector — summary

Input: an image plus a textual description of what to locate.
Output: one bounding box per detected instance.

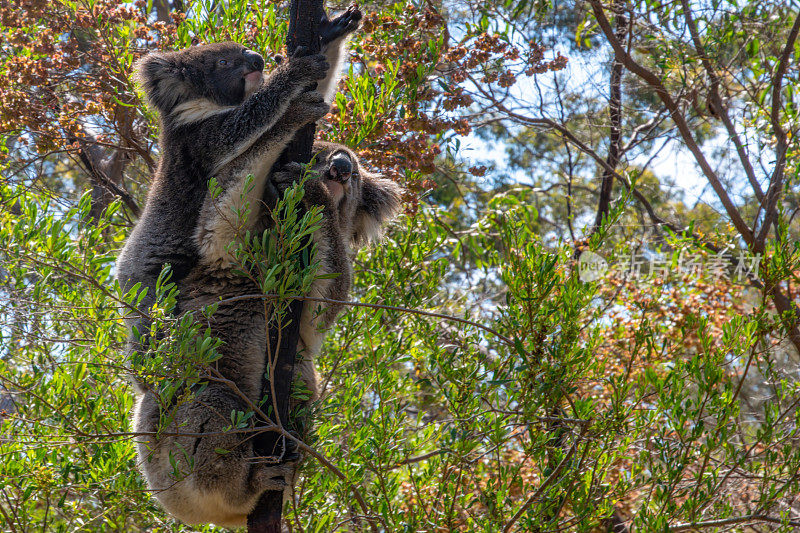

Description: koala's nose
[329,154,352,182]
[243,49,265,72]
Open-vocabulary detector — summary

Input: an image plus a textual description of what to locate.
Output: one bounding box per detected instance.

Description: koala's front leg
[275,90,332,133]
[205,51,329,174]
[245,90,331,214]
[316,5,362,102]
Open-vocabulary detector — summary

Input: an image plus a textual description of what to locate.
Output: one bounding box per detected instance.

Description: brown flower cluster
[0,0,178,161]
[326,5,567,201]
[2,0,567,213]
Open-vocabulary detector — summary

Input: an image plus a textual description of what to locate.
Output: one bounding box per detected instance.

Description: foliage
[2,0,800,531]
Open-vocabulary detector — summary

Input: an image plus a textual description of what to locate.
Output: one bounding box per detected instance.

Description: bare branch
[754,11,800,252]
[67,129,141,217]
[588,0,754,245]
[206,368,380,533]
[592,0,626,234]
[671,513,800,531]
[680,0,764,202]
[214,293,519,351]
[482,107,800,352]
[502,426,587,532]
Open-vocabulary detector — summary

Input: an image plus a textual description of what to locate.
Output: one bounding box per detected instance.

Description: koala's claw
[251,462,294,492]
[321,5,363,44]
[287,90,330,123]
[292,45,311,57]
[281,162,305,174]
[299,90,325,104]
[271,162,307,192]
[281,435,302,462]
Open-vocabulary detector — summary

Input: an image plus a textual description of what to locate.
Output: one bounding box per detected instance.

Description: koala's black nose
[243,49,264,72]
[329,153,352,182]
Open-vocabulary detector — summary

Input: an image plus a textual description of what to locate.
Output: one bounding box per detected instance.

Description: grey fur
[118,8,403,527]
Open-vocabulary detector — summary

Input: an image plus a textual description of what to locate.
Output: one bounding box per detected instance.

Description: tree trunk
[247,0,323,530]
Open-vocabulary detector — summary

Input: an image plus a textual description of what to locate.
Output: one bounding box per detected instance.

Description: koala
[270,142,403,373]
[132,143,401,528]
[116,5,363,327]
[118,6,401,528]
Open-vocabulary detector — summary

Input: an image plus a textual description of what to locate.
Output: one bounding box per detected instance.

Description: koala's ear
[133,52,190,114]
[352,172,402,246]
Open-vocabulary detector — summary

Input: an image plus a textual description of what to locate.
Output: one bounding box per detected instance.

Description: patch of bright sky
[458,50,725,202]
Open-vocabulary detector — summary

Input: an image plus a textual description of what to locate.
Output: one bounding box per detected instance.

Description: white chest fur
[194,150,281,268]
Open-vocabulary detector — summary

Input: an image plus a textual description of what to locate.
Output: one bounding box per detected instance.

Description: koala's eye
[218,59,228,66]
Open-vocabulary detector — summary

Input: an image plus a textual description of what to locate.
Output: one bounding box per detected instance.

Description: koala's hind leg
[136,385,295,527]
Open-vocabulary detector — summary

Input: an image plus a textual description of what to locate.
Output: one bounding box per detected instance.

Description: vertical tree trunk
[278,0,325,166]
[592,0,626,233]
[247,0,323,531]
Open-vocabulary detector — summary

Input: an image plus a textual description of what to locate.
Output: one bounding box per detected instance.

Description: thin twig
[679,0,764,202]
[754,11,800,251]
[0,500,19,533]
[213,293,518,350]
[384,450,448,470]
[204,367,379,532]
[670,513,800,531]
[588,0,754,244]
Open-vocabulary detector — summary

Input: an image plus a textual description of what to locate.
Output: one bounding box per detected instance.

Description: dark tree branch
[278,0,326,167]
[754,11,800,253]
[588,0,755,245]
[589,0,800,354]
[679,0,764,204]
[247,0,324,531]
[671,513,800,531]
[66,129,141,218]
[154,0,170,23]
[502,426,588,532]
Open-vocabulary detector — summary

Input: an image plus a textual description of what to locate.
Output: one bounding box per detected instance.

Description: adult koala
[118,7,401,528]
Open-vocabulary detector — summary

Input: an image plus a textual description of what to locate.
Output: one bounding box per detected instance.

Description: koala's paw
[271,162,307,195]
[287,50,329,83]
[289,90,330,125]
[273,161,302,184]
[251,461,296,492]
[320,4,363,45]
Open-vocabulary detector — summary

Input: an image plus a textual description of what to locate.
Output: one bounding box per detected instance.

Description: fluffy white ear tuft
[352,172,403,246]
[133,52,190,114]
